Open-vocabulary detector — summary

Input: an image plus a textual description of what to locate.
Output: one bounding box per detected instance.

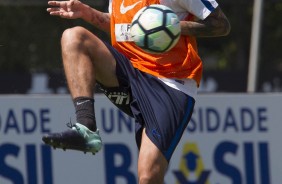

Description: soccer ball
[130,4,181,54]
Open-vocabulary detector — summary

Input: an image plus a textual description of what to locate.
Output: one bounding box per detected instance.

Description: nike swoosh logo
[152,129,161,137]
[76,100,90,106]
[120,0,142,14]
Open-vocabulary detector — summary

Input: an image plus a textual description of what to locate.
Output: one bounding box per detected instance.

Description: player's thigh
[63,26,119,87]
[87,34,119,87]
[138,128,168,183]
[90,38,119,87]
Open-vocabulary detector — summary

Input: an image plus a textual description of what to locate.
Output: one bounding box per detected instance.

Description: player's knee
[138,175,153,184]
[61,26,90,51]
[138,171,163,184]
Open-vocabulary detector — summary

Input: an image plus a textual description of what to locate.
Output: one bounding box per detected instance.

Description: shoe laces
[66,120,80,130]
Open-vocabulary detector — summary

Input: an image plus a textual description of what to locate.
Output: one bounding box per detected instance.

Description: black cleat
[42,122,102,154]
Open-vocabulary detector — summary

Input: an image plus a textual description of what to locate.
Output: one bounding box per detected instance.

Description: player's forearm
[180,21,228,37]
[81,4,110,33]
[180,7,231,37]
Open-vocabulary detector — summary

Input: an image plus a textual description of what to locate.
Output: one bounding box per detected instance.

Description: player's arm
[47,0,110,33]
[83,8,110,33]
[180,7,231,37]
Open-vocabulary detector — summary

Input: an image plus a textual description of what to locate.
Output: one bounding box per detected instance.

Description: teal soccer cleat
[42,122,102,154]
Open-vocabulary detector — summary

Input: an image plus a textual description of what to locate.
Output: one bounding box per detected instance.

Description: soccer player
[42,0,230,183]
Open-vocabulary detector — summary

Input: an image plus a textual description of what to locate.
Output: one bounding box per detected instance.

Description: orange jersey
[110,0,204,85]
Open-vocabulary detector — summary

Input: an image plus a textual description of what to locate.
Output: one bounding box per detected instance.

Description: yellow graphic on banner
[174,142,211,184]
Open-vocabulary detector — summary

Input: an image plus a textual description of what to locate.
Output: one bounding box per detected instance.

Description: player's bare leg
[138,128,168,184]
[61,26,119,98]
[42,26,119,154]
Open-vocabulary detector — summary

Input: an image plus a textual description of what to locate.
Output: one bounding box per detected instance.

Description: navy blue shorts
[98,42,195,162]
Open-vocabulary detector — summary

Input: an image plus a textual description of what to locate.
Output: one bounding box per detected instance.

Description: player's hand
[47,0,85,19]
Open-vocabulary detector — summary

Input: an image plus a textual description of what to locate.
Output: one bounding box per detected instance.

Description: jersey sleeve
[178,0,218,20]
